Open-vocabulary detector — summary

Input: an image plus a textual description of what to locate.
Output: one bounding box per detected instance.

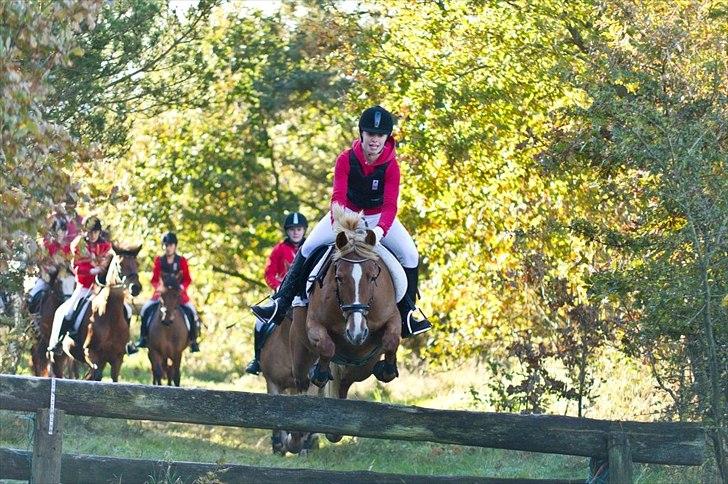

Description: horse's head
[333,221,381,346]
[159,272,182,326]
[49,264,75,301]
[110,244,143,297]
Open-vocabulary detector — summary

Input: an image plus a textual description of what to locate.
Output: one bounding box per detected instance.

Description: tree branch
[212,266,266,288]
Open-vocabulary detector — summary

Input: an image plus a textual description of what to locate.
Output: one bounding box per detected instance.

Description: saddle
[143,301,193,332]
[292,243,407,308]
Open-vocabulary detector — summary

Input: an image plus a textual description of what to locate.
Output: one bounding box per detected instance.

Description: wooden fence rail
[0,375,707,483]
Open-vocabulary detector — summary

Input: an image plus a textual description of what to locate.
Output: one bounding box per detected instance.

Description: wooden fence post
[608,431,633,484]
[31,408,64,484]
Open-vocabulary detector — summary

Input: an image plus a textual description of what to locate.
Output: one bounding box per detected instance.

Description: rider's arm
[179,257,192,291]
[330,150,350,212]
[150,257,161,288]
[264,244,283,291]
[377,159,401,236]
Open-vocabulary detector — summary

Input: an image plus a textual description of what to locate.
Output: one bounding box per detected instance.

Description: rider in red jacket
[48,216,111,354]
[26,217,72,314]
[245,212,307,375]
[135,232,200,352]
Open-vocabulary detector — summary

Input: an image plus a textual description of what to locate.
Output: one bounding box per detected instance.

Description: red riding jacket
[150,254,192,304]
[264,239,299,291]
[70,235,112,289]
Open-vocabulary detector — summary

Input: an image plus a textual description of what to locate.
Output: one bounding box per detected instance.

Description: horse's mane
[331,204,378,261]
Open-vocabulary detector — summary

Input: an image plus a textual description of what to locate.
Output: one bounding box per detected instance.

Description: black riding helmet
[358,105,394,137]
[83,215,102,232]
[284,212,308,230]
[162,232,178,246]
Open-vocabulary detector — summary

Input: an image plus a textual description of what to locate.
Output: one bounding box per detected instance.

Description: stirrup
[403,310,431,337]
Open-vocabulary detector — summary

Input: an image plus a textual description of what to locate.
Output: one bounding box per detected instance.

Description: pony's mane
[331,204,378,261]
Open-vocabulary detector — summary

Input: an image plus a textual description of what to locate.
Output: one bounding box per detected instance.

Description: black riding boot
[27,290,45,315]
[245,327,264,375]
[251,252,308,325]
[189,314,200,353]
[399,265,432,338]
[136,310,151,348]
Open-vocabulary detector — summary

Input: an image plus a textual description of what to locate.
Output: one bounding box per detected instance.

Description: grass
[0,316,718,483]
[0,347,713,484]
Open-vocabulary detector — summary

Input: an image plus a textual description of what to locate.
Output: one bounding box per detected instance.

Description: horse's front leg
[306,319,335,388]
[110,355,123,382]
[373,313,401,383]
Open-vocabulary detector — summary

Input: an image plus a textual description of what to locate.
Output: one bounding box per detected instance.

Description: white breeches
[301,211,419,268]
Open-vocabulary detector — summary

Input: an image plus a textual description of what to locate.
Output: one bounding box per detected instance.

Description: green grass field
[0,344,713,483]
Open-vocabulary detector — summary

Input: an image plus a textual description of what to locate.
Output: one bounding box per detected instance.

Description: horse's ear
[364,229,376,247]
[335,231,348,250]
[130,244,142,257]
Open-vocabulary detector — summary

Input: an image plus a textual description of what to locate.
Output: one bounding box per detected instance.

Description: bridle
[333,256,381,318]
[105,254,138,290]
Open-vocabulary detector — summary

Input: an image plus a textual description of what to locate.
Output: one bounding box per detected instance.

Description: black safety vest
[160,254,181,274]
[346,150,389,209]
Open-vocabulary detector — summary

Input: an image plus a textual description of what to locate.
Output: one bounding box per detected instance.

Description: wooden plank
[0,375,706,466]
[608,432,633,484]
[0,447,579,483]
[31,408,63,484]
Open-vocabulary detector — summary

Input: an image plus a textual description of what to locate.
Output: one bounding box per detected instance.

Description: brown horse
[286,207,402,449]
[51,245,142,381]
[148,272,188,386]
[29,266,75,376]
[259,311,323,455]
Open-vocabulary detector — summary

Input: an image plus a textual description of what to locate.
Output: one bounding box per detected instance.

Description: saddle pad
[303,244,406,303]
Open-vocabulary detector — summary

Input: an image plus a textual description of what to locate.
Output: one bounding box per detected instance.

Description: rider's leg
[136,299,156,348]
[252,213,335,324]
[27,277,50,314]
[47,285,88,353]
[245,317,267,375]
[377,217,432,337]
[183,302,200,352]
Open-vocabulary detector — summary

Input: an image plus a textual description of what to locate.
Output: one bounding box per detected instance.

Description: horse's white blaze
[351,264,365,334]
[60,276,76,298]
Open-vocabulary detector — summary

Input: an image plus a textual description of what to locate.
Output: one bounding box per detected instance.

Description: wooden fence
[0,375,706,483]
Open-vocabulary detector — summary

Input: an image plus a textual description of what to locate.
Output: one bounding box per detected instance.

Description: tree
[547,1,727,477]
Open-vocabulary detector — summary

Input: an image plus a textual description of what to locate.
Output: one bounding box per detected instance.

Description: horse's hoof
[308,363,332,388]
[303,433,320,451]
[285,433,304,454]
[373,360,399,383]
[325,433,343,443]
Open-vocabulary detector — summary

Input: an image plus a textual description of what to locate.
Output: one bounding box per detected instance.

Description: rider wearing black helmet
[133,232,201,353]
[245,212,308,375]
[252,105,431,339]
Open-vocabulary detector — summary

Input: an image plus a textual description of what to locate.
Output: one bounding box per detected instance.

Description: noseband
[334,257,381,317]
[105,256,138,289]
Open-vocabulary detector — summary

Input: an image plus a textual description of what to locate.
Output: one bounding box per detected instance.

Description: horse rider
[26,216,72,315]
[60,192,84,246]
[135,232,200,352]
[252,105,431,337]
[245,212,308,375]
[47,215,111,355]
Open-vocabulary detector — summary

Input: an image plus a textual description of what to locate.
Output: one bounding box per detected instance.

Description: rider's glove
[90,267,102,275]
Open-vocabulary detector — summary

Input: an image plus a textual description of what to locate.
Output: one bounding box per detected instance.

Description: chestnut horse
[286,207,402,450]
[259,311,323,455]
[148,272,188,386]
[51,245,142,381]
[30,266,75,376]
